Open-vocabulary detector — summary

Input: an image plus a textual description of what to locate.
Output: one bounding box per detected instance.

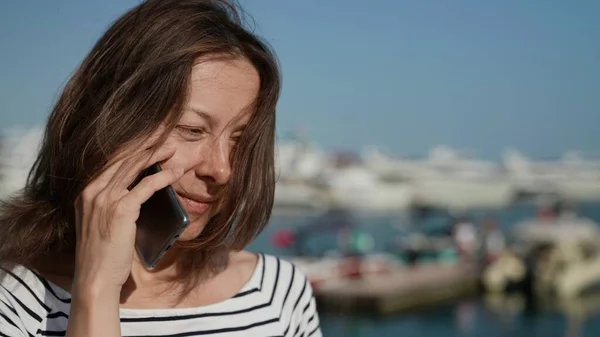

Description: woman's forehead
[185,57,259,128]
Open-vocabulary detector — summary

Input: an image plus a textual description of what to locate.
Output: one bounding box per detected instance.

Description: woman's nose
[194,141,232,186]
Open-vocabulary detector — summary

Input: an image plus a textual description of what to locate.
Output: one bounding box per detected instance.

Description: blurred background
[1,1,600,336]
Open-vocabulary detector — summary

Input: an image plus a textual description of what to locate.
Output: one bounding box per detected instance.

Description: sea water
[248,202,600,337]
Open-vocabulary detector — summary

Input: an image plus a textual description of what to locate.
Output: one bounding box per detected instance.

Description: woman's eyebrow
[184,106,214,126]
[183,105,215,127]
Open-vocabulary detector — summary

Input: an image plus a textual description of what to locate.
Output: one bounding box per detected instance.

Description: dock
[309,263,479,315]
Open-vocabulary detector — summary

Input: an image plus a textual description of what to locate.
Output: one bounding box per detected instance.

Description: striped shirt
[0,254,322,337]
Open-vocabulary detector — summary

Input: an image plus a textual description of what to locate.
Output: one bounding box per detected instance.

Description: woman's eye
[231,134,242,143]
[177,126,206,138]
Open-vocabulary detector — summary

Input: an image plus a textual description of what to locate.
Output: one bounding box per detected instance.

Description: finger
[81,157,127,199]
[108,145,178,193]
[79,127,166,197]
[119,167,185,213]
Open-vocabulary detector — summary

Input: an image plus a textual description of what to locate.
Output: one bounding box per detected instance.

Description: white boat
[553,167,600,202]
[510,213,600,246]
[502,148,560,199]
[363,145,514,210]
[503,148,600,202]
[412,177,513,211]
[273,181,328,210]
[555,180,600,202]
[0,126,43,200]
[273,135,332,210]
[483,211,600,298]
[275,134,329,182]
[324,165,413,212]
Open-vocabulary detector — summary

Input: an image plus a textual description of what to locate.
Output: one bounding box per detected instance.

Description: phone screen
[130,163,189,269]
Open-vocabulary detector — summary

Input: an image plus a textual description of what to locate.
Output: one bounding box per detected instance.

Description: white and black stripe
[0,254,321,337]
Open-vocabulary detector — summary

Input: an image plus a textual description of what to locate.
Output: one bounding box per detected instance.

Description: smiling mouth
[176,193,211,214]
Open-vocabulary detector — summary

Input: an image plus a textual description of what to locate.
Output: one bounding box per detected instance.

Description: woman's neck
[36,249,257,310]
[120,250,257,310]
[35,246,231,301]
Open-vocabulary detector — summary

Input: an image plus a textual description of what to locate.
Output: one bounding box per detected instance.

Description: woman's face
[159,57,259,241]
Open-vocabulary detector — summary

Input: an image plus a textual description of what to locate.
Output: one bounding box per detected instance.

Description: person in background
[478,216,505,265]
[0,1,321,336]
[272,208,357,257]
[452,215,478,262]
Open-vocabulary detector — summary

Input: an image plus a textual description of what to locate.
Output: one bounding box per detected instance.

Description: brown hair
[0,0,280,285]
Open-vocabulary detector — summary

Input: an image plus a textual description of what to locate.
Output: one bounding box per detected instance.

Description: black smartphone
[129,163,189,270]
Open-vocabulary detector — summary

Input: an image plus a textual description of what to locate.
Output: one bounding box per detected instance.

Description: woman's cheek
[162,141,206,171]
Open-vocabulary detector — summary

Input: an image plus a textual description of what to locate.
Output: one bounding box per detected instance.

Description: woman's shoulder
[255,254,321,336]
[0,263,71,335]
[256,253,316,308]
[0,263,47,298]
[0,262,71,307]
[258,253,311,284]
[1,262,71,298]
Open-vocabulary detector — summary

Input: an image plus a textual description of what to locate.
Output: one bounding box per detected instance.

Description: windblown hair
[0,0,280,286]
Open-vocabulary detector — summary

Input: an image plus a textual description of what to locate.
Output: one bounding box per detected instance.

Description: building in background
[0,127,43,200]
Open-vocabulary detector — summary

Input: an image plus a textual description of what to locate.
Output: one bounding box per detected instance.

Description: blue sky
[1,0,599,159]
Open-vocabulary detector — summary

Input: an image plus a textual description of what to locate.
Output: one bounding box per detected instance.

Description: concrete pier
[310,263,478,315]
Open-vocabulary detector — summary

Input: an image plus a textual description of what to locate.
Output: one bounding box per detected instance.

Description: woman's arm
[65,284,122,337]
[65,138,183,336]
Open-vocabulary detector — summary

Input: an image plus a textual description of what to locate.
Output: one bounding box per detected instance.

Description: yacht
[0,126,44,200]
[503,148,600,202]
[363,145,514,210]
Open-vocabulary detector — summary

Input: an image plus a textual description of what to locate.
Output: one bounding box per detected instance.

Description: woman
[0,1,321,336]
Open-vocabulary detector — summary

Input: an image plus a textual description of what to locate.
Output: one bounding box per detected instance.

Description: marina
[252,203,600,336]
[3,127,600,336]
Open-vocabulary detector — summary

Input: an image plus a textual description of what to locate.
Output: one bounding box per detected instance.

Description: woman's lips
[177,193,210,214]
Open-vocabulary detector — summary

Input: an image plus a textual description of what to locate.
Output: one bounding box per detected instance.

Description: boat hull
[413,178,514,210]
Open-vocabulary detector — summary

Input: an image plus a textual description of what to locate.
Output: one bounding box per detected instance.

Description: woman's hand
[72,142,183,295]
[65,135,184,337]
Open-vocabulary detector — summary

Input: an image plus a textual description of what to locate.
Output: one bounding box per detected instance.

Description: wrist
[71,280,122,304]
[66,281,122,337]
